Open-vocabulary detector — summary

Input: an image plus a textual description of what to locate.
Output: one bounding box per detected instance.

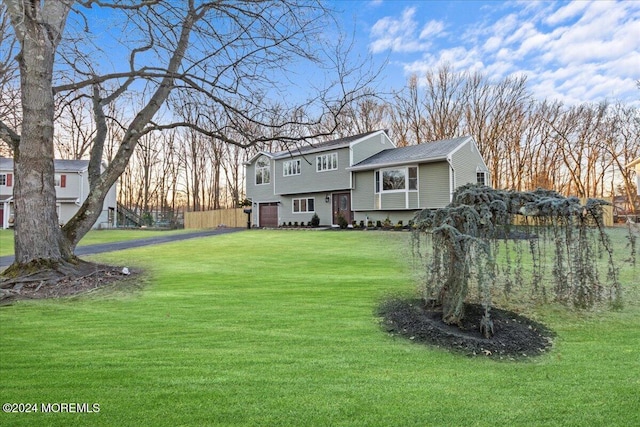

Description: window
[408,167,418,190]
[293,197,315,213]
[283,159,301,176]
[54,174,66,188]
[477,172,487,186]
[383,169,405,190]
[375,167,418,193]
[0,173,12,187]
[255,156,271,185]
[316,152,338,172]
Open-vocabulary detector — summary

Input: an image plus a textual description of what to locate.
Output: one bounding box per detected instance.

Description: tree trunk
[9,1,74,268]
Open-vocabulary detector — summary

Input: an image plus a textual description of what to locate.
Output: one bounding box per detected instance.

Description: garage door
[259,203,279,227]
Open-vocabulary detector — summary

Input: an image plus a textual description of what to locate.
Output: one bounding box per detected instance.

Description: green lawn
[1,230,638,426]
[0,228,193,257]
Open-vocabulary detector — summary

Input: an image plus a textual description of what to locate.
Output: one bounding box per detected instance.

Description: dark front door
[332,192,352,226]
[259,203,278,227]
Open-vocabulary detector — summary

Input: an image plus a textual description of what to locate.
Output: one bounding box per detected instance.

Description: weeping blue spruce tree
[412,184,624,339]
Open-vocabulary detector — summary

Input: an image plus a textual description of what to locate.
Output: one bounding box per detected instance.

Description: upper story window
[375,167,418,193]
[255,156,271,185]
[283,159,301,176]
[0,173,10,186]
[316,152,338,172]
[54,174,67,188]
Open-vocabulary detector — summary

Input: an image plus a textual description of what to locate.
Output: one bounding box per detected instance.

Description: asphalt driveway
[0,228,244,269]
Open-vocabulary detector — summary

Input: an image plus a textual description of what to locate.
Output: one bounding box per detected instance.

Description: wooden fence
[513,198,614,227]
[184,208,247,229]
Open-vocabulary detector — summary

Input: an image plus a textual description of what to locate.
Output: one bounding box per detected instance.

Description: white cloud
[419,20,445,39]
[366,0,640,104]
[545,0,590,26]
[369,7,444,54]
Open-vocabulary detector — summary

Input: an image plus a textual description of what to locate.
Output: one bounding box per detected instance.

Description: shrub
[310,213,320,227]
[337,214,348,229]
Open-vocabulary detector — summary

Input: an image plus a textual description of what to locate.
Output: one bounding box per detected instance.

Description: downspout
[76,170,84,206]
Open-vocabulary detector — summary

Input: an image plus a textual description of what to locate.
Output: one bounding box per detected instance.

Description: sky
[333,0,640,105]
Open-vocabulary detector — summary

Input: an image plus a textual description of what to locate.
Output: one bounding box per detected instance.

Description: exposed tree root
[0,259,133,305]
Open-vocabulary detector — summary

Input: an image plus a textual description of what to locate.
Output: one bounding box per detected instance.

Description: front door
[332,192,352,226]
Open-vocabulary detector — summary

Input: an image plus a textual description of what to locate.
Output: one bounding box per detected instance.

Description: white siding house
[0,157,117,229]
[627,157,640,196]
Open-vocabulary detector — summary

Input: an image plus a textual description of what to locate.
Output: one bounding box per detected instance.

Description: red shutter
[60,174,66,188]
[6,173,11,187]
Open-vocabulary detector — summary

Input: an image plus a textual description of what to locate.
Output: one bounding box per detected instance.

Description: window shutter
[60,174,66,188]
[6,173,11,187]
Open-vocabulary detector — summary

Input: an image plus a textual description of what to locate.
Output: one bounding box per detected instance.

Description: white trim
[283,159,301,176]
[316,152,338,172]
[292,197,315,214]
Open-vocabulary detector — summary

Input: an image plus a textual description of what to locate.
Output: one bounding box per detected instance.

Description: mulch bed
[378,298,554,359]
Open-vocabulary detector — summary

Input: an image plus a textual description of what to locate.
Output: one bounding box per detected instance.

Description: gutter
[346,156,448,172]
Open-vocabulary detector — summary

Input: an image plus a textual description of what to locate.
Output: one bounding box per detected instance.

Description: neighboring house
[244,130,489,227]
[0,157,117,229]
[626,157,640,196]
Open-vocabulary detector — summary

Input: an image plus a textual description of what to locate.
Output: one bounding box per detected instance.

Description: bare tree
[390,74,426,146]
[54,94,95,159]
[0,6,18,157]
[0,0,377,278]
[422,63,466,141]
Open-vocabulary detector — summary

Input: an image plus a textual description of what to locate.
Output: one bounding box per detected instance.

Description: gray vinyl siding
[245,161,275,201]
[419,161,451,208]
[351,133,394,165]
[274,148,351,195]
[352,170,375,210]
[354,210,417,225]
[279,192,333,226]
[380,192,405,209]
[450,140,488,189]
[378,192,414,209]
[408,192,419,209]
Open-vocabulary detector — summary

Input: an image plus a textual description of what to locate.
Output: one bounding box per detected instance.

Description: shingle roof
[0,157,89,171]
[350,136,471,170]
[271,130,386,159]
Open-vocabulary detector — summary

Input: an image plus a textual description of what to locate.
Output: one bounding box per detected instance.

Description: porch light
[325,194,330,203]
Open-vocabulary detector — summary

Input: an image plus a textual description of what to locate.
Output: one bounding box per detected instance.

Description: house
[626,157,640,196]
[244,130,489,227]
[0,157,117,229]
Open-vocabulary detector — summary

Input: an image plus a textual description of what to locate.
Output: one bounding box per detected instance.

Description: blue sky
[334,0,640,105]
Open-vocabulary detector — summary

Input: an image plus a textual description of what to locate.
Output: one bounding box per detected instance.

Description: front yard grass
[0,230,638,426]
